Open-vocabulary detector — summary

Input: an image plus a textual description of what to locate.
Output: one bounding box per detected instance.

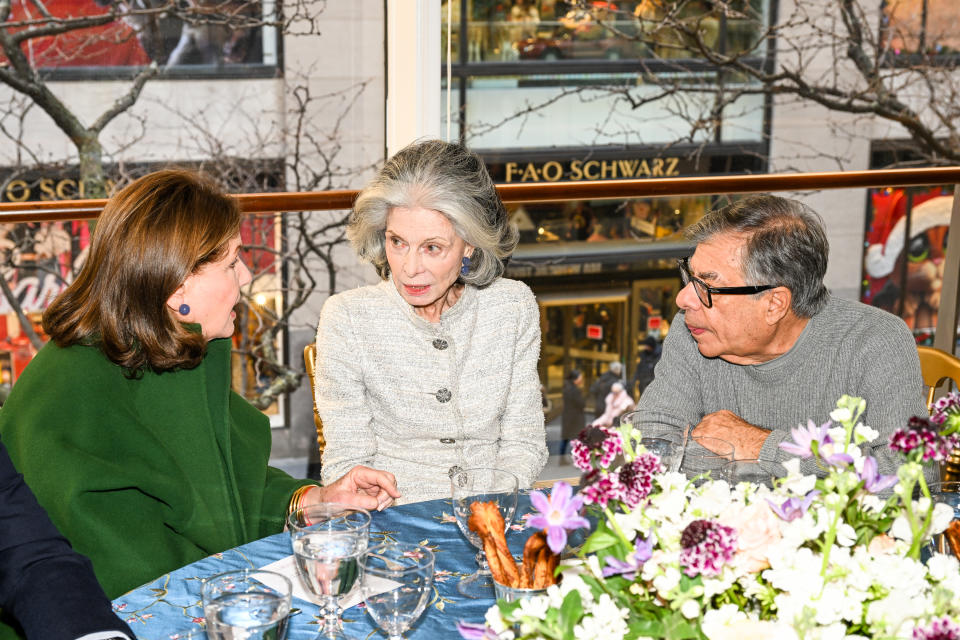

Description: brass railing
[3,166,960,354]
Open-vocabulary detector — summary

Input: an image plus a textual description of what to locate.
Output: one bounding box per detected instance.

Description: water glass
[722,459,787,488]
[287,503,371,639]
[451,467,519,599]
[679,435,735,482]
[639,437,683,474]
[201,569,292,640]
[362,541,435,640]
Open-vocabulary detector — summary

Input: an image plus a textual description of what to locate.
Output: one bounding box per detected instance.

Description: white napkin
[258,555,400,610]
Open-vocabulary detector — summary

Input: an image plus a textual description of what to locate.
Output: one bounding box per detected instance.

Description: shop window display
[882,0,960,57]
[1,0,275,73]
[442,0,767,63]
[861,184,952,343]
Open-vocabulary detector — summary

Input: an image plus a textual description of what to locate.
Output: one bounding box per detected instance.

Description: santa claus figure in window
[864,191,951,334]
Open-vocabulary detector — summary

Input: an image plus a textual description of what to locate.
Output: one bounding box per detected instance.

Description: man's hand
[308,466,402,512]
[692,410,770,459]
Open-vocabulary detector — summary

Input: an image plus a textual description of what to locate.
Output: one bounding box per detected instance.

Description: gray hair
[348,139,518,287]
[685,195,829,318]
[609,361,623,375]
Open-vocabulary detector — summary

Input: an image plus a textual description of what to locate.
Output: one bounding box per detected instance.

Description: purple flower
[779,419,853,467]
[678,519,737,577]
[858,456,898,494]
[456,621,498,640]
[527,481,590,554]
[913,616,960,640]
[779,420,830,459]
[617,453,663,508]
[580,470,621,508]
[602,537,653,581]
[931,392,960,426]
[767,490,820,522]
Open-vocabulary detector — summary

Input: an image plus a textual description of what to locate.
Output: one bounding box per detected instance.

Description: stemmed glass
[679,435,735,483]
[201,568,292,640]
[287,503,371,639]
[362,541,435,640]
[450,467,519,599]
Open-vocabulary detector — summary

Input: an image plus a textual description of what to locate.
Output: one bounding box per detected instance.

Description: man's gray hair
[609,361,623,375]
[685,195,829,318]
[348,139,518,287]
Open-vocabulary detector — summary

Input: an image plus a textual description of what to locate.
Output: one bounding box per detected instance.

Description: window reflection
[441,0,767,63]
[883,0,960,56]
[511,195,710,245]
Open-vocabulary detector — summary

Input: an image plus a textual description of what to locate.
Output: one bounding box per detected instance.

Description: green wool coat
[0,338,311,603]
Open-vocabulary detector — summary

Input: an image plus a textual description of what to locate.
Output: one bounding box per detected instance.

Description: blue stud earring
[178,303,191,315]
[461,255,471,276]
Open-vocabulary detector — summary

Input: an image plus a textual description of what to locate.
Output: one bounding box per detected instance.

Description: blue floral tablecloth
[113,494,537,639]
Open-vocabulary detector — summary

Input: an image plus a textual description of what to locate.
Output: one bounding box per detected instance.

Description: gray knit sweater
[315,277,547,504]
[635,296,926,476]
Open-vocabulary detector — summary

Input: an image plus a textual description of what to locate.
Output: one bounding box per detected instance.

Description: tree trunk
[77,136,106,200]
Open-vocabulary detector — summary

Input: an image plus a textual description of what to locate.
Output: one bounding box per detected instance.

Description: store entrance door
[538,290,629,416]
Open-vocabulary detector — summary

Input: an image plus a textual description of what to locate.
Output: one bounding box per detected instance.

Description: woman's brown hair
[43,169,242,374]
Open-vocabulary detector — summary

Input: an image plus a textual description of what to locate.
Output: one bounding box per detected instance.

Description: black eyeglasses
[677,258,776,308]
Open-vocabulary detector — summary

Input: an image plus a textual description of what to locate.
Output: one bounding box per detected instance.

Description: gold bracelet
[288,484,314,519]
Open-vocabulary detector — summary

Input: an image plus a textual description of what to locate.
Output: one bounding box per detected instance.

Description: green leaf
[581,529,620,554]
[558,590,583,640]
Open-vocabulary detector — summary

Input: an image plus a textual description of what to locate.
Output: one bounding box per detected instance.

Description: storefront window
[2,0,278,76]
[883,0,960,56]
[861,184,952,343]
[441,0,768,64]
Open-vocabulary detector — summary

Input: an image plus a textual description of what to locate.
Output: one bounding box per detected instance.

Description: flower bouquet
[460,395,960,640]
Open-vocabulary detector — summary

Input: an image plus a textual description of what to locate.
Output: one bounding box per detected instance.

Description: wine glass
[201,568,292,640]
[287,503,371,639]
[362,541,435,640]
[450,467,519,599]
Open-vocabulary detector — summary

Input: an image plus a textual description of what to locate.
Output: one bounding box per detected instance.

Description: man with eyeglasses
[633,195,925,476]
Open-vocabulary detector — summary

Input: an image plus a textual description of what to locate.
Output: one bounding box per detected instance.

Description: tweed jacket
[316,277,548,504]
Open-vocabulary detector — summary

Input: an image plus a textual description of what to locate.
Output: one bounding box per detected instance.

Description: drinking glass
[287,503,371,639]
[640,437,683,474]
[928,481,960,557]
[201,569,292,640]
[722,459,787,488]
[679,435,735,483]
[450,467,519,599]
[362,541,435,640]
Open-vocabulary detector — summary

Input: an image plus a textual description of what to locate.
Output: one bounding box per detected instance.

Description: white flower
[835,522,857,547]
[558,573,595,606]
[931,502,955,535]
[701,604,747,639]
[518,594,550,621]
[651,565,682,596]
[852,423,879,444]
[926,552,960,582]
[680,599,700,619]
[779,459,816,496]
[574,594,629,640]
[688,480,733,517]
[830,407,853,423]
[485,606,511,634]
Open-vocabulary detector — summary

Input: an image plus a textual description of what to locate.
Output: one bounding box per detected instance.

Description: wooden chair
[918,346,960,409]
[303,343,326,456]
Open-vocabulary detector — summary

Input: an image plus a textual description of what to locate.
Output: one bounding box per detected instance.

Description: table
[113,494,539,639]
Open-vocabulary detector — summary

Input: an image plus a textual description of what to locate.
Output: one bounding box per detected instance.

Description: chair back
[303,343,326,455]
[918,345,960,409]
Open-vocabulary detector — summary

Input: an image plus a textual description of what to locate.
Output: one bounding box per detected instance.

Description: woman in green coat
[0,170,400,602]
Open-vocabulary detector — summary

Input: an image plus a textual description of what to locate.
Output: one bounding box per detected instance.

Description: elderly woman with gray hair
[314,140,548,504]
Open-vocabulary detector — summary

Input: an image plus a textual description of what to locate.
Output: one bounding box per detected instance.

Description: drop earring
[461,255,472,276]
[178,303,191,315]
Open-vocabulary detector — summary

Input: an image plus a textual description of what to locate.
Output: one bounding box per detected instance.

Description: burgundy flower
[678,519,737,577]
[571,425,623,471]
[891,416,960,462]
[913,616,960,640]
[931,392,960,426]
[580,469,621,508]
[617,453,663,507]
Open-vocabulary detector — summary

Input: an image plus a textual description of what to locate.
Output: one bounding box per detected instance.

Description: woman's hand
[307,466,401,511]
